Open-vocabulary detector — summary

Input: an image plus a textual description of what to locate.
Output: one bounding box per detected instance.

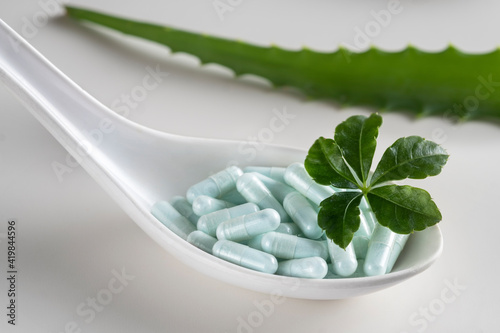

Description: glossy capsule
[364,224,398,276]
[247,234,266,251]
[243,166,286,183]
[324,259,366,279]
[212,240,278,274]
[284,163,336,205]
[216,209,280,242]
[352,236,369,260]
[197,203,259,236]
[357,209,374,238]
[192,195,235,216]
[220,189,248,205]
[276,257,328,279]
[359,196,377,231]
[247,223,300,251]
[275,222,301,235]
[169,196,199,226]
[261,232,329,260]
[249,172,295,203]
[187,230,218,254]
[151,201,196,240]
[186,166,243,203]
[351,211,374,259]
[386,233,410,273]
[236,173,290,222]
[283,191,324,239]
[327,239,358,277]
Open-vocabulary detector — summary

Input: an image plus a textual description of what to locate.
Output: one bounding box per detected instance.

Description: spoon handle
[0,20,152,213]
[0,19,122,157]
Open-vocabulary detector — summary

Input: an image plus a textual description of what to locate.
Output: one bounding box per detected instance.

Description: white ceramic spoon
[0,20,443,300]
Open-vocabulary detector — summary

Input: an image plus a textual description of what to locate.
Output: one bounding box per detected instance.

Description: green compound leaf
[370,136,449,186]
[305,137,358,189]
[306,120,447,246]
[334,113,382,185]
[367,185,442,234]
[318,191,363,249]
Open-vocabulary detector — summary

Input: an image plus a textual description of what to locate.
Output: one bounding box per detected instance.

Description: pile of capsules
[151,162,409,279]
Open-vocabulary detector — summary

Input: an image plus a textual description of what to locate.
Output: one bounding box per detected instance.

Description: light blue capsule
[260,232,329,260]
[186,166,243,203]
[187,230,218,254]
[192,195,235,216]
[386,234,410,273]
[247,223,300,251]
[309,201,321,213]
[247,234,266,251]
[352,236,370,260]
[359,196,376,231]
[197,203,259,236]
[283,191,324,239]
[236,173,290,222]
[212,240,278,274]
[275,222,301,235]
[351,211,374,259]
[243,166,286,183]
[249,172,295,203]
[284,163,336,205]
[325,259,366,279]
[364,224,398,276]
[276,257,328,279]
[151,201,196,240]
[169,196,199,226]
[326,239,358,277]
[220,189,248,205]
[216,209,281,242]
[357,209,373,238]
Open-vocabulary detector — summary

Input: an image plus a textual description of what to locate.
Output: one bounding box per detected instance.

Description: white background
[0,0,499,332]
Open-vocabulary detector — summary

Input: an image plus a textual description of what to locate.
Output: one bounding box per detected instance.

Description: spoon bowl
[0,20,443,299]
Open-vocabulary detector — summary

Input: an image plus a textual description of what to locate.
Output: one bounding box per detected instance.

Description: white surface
[0,0,498,332]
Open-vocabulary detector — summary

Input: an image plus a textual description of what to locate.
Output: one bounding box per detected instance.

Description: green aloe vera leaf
[65,6,500,121]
